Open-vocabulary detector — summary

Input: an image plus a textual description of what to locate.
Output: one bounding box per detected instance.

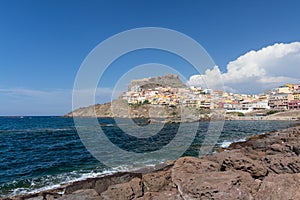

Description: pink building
[289,100,300,110]
[293,85,300,91]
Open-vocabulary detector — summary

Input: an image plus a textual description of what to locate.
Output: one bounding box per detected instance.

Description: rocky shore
[65,99,300,122]
[5,124,300,200]
[228,110,300,121]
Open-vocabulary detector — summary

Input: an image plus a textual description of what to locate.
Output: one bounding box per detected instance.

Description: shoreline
[67,116,300,125]
[4,123,300,199]
[227,116,300,121]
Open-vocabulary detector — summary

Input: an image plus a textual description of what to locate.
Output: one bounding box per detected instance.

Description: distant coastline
[65,100,300,122]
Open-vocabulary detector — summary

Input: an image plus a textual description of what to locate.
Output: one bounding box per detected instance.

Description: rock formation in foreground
[6,125,300,200]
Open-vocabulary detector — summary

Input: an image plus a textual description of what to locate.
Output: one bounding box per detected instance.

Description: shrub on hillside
[266,110,280,115]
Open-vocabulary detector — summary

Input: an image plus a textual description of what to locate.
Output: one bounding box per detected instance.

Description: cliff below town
[7,124,300,200]
[65,100,299,121]
[65,99,213,121]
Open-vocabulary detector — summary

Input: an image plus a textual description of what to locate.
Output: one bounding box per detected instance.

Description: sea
[0,116,298,197]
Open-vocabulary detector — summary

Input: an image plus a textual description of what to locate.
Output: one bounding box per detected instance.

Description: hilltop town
[66,74,300,120]
[122,75,300,114]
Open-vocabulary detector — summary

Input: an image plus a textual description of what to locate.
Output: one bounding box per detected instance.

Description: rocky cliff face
[128,74,187,91]
[9,125,300,200]
[65,99,181,119]
[64,99,211,121]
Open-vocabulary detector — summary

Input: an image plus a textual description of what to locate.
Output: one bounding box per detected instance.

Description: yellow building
[277,86,291,94]
[292,92,300,100]
[284,83,300,92]
[285,83,293,89]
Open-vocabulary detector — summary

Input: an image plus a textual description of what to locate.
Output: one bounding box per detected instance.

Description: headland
[65,74,300,121]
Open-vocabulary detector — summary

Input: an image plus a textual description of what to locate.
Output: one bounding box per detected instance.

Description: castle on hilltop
[128,74,186,92]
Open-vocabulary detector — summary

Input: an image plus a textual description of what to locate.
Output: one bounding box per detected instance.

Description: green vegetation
[266,110,281,115]
[227,112,245,117]
[130,100,151,107]
[194,108,211,116]
[130,102,142,107]
[142,100,150,105]
[237,112,245,117]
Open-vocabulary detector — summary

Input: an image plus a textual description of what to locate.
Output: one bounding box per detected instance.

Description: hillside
[65,99,212,122]
[65,74,193,119]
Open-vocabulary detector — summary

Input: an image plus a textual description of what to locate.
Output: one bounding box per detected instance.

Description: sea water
[0,116,298,197]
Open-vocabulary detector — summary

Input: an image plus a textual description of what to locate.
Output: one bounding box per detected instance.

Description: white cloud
[188,42,300,93]
[187,66,225,90]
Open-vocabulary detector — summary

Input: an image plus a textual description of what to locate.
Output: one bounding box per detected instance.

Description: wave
[218,138,247,148]
[0,159,166,198]
[1,169,116,198]
[0,128,76,134]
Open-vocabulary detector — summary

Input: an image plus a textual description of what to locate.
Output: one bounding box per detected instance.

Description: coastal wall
[230,110,300,121]
[7,124,300,200]
[65,98,299,121]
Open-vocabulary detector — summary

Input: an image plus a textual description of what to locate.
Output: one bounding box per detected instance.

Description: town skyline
[121,74,300,114]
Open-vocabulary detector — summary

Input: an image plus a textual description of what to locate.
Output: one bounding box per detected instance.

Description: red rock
[58,189,100,200]
[218,151,267,179]
[172,170,258,200]
[255,173,300,199]
[142,169,173,192]
[100,177,143,200]
[172,156,220,174]
[138,190,182,200]
[262,154,300,174]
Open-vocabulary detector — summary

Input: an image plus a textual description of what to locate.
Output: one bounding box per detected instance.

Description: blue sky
[1,0,300,115]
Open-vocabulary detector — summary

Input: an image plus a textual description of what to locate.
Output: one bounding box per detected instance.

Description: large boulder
[172,156,220,175]
[262,154,300,174]
[255,173,300,199]
[58,189,100,200]
[171,156,258,199]
[173,170,258,200]
[137,190,182,200]
[218,151,267,179]
[100,177,143,200]
[142,169,173,192]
